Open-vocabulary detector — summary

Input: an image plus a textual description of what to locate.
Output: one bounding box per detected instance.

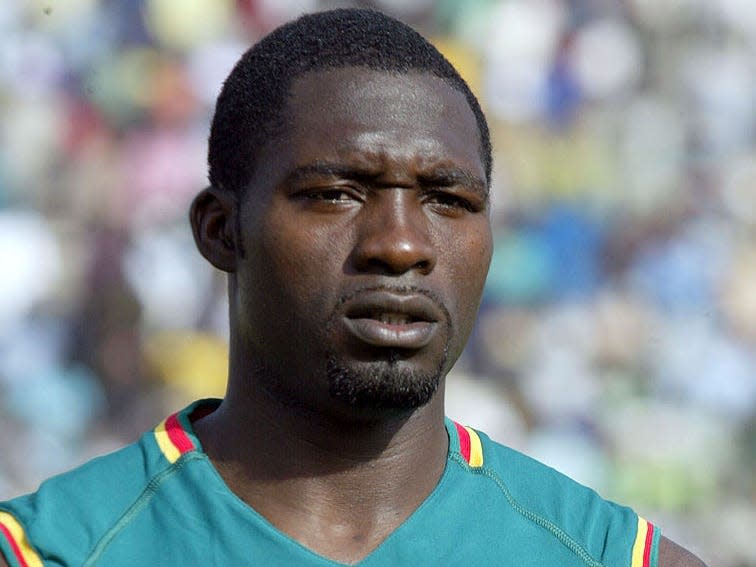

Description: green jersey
[0,399,660,566]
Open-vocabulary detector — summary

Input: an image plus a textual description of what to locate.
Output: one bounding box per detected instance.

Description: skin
[0,67,705,567]
[187,68,708,566]
[189,67,709,566]
[191,68,492,563]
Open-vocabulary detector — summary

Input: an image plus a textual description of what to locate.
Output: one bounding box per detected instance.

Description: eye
[304,189,356,202]
[425,191,477,214]
[293,186,364,211]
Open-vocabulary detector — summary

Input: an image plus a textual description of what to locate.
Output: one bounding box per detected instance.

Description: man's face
[232,67,492,419]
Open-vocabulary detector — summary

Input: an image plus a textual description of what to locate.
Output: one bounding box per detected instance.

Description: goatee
[326,349,447,410]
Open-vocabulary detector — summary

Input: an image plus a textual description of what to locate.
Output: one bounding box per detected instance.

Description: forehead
[273,67,484,177]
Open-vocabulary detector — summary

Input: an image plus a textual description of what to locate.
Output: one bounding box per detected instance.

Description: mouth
[356,310,427,325]
[341,292,442,350]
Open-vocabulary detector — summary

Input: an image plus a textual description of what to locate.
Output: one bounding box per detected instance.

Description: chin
[325,351,446,411]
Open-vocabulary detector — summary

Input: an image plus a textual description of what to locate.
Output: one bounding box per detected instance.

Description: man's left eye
[426,192,475,212]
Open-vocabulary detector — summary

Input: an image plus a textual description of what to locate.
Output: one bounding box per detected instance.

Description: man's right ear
[190,186,239,273]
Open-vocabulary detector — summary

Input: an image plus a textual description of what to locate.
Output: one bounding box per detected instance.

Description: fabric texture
[0,399,660,566]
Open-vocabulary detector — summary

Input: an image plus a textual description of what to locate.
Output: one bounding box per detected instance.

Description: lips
[341,291,443,349]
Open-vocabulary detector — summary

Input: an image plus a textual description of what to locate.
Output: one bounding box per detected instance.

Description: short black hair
[208,8,492,195]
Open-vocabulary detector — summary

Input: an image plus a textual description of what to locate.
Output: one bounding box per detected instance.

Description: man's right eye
[305,189,354,201]
[293,187,364,209]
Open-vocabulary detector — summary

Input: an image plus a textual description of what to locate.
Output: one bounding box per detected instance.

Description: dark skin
[188,68,706,566]
[191,68,490,563]
[0,68,705,567]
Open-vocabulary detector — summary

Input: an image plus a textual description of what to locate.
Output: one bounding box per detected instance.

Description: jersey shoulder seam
[449,452,607,567]
[81,451,204,566]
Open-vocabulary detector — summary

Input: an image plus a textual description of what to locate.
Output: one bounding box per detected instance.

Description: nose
[351,190,436,276]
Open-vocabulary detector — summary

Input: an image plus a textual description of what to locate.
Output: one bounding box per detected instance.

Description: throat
[193,402,449,564]
[271,500,408,564]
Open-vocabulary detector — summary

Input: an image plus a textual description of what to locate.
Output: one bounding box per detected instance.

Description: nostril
[412,259,431,273]
[363,256,432,275]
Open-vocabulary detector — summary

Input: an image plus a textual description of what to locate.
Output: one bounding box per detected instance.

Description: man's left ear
[189,186,239,273]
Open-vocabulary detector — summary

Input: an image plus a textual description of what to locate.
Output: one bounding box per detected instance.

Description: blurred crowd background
[1,0,754,564]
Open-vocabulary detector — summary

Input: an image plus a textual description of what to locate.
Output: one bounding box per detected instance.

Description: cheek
[442,222,492,336]
[259,216,351,310]
[447,222,492,295]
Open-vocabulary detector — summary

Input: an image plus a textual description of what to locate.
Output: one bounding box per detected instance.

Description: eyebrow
[284,161,488,196]
[417,168,488,197]
[283,162,381,185]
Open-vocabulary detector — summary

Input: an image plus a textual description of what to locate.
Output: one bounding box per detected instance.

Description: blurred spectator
[1,1,754,564]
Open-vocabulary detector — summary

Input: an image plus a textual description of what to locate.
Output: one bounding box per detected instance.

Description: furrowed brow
[284,162,380,185]
[284,162,488,201]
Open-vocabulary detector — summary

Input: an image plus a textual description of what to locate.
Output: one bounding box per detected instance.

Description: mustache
[332,284,452,329]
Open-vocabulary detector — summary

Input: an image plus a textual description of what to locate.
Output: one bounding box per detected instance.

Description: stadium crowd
[0,1,754,565]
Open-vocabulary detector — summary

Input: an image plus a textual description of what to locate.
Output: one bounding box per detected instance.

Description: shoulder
[449,421,660,566]
[0,433,155,566]
[475,428,638,531]
[476,432,708,566]
[0,404,208,567]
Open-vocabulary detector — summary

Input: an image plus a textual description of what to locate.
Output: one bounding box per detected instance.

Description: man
[0,9,705,566]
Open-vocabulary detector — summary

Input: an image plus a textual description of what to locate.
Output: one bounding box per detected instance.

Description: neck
[193,368,449,563]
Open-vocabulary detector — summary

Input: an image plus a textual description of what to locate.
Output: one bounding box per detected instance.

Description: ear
[190,186,239,273]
